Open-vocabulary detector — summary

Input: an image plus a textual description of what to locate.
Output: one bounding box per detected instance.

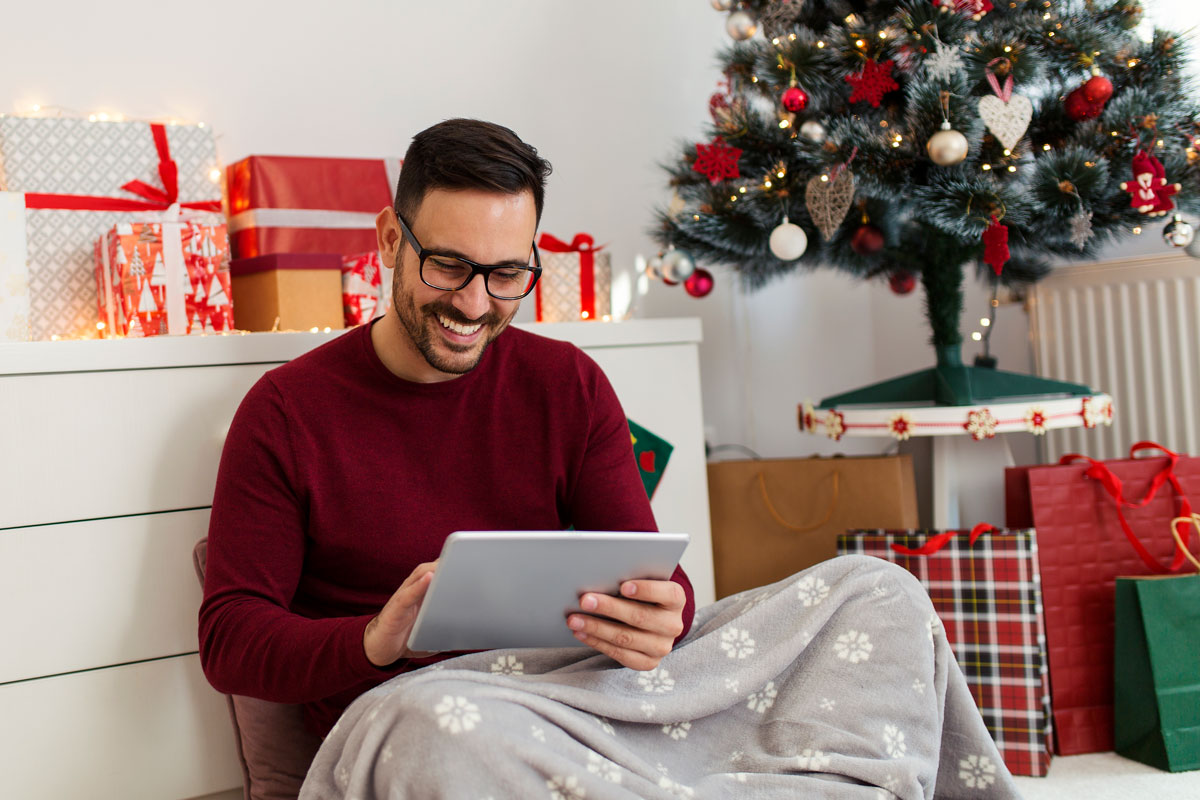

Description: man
[203,119,1019,799]
[199,118,695,742]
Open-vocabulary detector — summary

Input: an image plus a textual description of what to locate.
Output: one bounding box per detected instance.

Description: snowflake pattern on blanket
[299,556,1021,799]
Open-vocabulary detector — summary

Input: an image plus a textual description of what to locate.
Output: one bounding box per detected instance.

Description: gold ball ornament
[725,10,757,40]
[926,122,969,166]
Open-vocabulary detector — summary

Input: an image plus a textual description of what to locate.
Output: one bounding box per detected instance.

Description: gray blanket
[299,555,1021,799]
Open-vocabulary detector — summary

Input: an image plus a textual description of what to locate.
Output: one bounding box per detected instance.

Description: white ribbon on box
[0,192,32,342]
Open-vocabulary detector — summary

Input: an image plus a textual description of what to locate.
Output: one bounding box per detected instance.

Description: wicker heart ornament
[805,169,856,241]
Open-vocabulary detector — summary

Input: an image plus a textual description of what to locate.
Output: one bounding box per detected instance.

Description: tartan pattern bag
[839,527,1053,777]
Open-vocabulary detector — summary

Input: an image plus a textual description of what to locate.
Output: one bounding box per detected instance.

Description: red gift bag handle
[890,523,997,556]
[1058,441,1192,573]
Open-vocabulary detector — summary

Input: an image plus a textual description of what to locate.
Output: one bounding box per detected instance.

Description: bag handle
[890,523,997,556]
[1170,514,1200,572]
[1059,447,1190,574]
[757,470,839,532]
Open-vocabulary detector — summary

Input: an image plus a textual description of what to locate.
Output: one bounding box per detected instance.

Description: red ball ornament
[683,268,715,298]
[850,224,885,255]
[1065,87,1103,121]
[781,85,809,113]
[888,270,916,295]
[1083,74,1114,104]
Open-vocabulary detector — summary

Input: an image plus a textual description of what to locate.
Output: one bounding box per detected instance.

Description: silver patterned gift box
[0,116,222,340]
[534,233,611,323]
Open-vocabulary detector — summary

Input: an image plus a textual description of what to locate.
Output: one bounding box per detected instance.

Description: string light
[1003,148,1011,156]
[971,331,983,341]
[816,40,826,48]
[856,39,866,48]
[878,31,887,39]
[820,174,829,182]
[581,311,590,320]
[1042,143,1051,151]
[738,186,747,193]
[1003,45,1013,52]
[1007,165,1017,172]
[779,119,790,129]
[763,180,772,188]
[693,214,700,220]
[208,168,221,182]
[788,33,796,41]
[1127,58,1139,67]
[980,318,991,326]
[1132,226,1142,234]
[982,164,993,171]
[772,37,781,45]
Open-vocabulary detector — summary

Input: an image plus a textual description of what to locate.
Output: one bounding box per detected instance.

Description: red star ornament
[982,214,1010,275]
[845,59,899,108]
[692,137,742,184]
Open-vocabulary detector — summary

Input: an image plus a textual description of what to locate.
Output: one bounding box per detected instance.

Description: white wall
[4,0,1197,468]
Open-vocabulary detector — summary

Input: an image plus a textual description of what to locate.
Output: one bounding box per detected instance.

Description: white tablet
[406,531,690,652]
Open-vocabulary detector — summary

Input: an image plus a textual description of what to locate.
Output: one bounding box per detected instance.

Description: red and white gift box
[534,232,612,323]
[342,250,383,327]
[95,215,232,337]
[225,155,401,259]
[0,116,222,340]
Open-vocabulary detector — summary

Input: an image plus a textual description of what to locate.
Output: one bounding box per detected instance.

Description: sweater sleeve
[566,354,696,642]
[198,376,400,703]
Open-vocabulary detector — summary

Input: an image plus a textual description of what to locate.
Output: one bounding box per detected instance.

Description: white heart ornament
[978,93,1032,151]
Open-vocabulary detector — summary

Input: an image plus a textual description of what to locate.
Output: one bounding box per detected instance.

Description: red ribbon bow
[1058,440,1193,573]
[536,232,605,320]
[890,523,997,556]
[23,123,221,214]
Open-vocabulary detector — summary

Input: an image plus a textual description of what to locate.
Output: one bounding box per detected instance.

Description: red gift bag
[1005,442,1198,755]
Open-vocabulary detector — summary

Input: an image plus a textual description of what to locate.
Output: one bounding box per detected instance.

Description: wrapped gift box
[342,250,383,327]
[0,192,31,342]
[534,232,611,323]
[0,116,222,340]
[226,155,401,259]
[96,218,232,337]
[230,253,344,332]
[839,527,1053,777]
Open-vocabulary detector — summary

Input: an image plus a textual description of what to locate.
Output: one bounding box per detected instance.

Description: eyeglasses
[395,212,542,300]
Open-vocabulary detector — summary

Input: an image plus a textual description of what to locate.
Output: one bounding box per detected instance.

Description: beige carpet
[1012,752,1200,799]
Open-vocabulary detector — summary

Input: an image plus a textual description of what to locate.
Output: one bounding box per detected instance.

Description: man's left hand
[567,579,685,670]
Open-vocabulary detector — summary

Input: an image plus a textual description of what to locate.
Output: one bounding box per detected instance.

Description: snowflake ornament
[1069,208,1094,249]
[845,59,899,107]
[965,408,998,440]
[925,38,965,81]
[1025,405,1048,435]
[692,137,742,184]
[888,412,914,441]
[823,409,846,440]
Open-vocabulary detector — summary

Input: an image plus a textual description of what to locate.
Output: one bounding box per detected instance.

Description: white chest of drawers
[0,318,713,800]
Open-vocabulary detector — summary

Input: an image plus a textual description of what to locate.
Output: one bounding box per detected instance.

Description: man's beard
[392,262,515,376]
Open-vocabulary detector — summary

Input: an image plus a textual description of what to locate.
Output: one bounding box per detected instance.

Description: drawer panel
[0,509,210,683]
[0,655,242,800]
[0,363,278,528]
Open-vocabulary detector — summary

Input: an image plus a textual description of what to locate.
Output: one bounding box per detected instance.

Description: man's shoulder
[265,325,367,387]
[497,325,600,381]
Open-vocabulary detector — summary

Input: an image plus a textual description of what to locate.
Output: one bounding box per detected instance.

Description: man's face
[386,188,537,380]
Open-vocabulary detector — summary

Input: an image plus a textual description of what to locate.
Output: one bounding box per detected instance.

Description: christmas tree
[657,0,1199,405]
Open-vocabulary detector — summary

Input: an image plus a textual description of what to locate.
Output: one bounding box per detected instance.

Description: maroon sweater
[199,321,695,737]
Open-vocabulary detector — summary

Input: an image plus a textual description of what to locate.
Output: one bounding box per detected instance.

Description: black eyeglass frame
[394,212,542,300]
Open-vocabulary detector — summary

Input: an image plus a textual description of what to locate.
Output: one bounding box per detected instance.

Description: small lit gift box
[95,215,232,337]
[0,116,222,340]
[225,155,401,259]
[342,250,383,327]
[229,253,345,332]
[534,232,612,323]
[838,526,1053,777]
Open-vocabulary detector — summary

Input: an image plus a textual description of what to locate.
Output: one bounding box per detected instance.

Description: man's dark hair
[394,118,552,225]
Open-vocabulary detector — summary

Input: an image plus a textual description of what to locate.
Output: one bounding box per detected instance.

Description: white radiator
[1028,252,1200,462]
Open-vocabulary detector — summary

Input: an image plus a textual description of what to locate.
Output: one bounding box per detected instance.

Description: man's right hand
[363,560,439,667]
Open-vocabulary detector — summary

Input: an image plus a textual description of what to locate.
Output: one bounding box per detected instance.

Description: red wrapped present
[0,116,221,340]
[1006,441,1198,755]
[342,250,383,327]
[838,525,1053,777]
[95,215,232,337]
[534,232,611,322]
[226,155,401,259]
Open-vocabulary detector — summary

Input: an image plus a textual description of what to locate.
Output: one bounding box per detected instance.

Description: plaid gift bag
[839,526,1053,777]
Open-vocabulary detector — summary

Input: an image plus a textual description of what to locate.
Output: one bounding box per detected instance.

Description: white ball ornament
[710,0,735,10]
[799,120,827,143]
[1163,214,1195,248]
[769,217,808,260]
[660,248,697,283]
[926,122,969,166]
[725,10,758,40]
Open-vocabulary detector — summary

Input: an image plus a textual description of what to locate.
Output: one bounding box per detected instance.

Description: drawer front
[0,363,279,528]
[0,655,242,800]
[0,509,210,684]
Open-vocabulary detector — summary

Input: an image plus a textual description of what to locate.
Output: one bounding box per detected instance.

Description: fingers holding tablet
[568,578,686,670]
[364,560,441,667]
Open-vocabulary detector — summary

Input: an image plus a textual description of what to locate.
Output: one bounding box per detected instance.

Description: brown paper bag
[708,454,919,598]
